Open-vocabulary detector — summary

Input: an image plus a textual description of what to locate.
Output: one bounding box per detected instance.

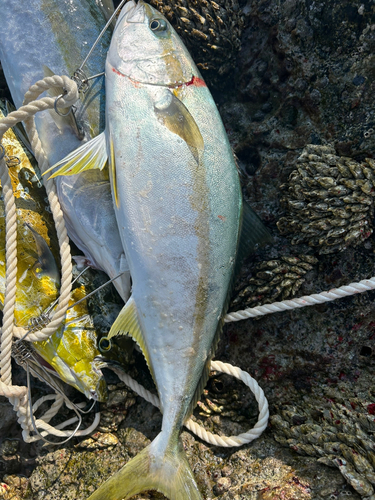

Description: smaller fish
[0,99,113,401]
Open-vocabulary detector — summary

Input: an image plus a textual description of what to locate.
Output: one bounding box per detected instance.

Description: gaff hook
[53,90,73,117]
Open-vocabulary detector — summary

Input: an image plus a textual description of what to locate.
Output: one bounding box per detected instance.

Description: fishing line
[26,363,82,445]
[15,265,91,344]
[72,0,128,91]
[65,271,124,311]
[13,340,95,416]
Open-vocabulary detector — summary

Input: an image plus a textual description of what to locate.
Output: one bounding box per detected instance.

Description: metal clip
[71,69,90,95]
[27,311,52,333]
[12,341,34,366]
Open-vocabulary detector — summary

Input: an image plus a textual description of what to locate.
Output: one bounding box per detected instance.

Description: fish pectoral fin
[154,91,204,152]
[236,201,273,265]
[108,297,152,374]
[43,65,84,140]
[86,433,203,500]
[43,131,108,178]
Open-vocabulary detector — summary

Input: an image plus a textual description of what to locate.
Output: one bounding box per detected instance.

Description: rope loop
[106,360,269,448]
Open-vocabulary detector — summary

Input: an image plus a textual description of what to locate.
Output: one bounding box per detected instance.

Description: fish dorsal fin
[43,131,108,178]
[237,201,272,265]
[108,297,155,380]
[153,90,204,154]
[43,65,84,140]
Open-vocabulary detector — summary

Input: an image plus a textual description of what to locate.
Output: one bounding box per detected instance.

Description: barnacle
[271,395,375,497]
[230,254,318,311]
[195,373,255,423]
[148,0,245,81]
[277,144,375,254]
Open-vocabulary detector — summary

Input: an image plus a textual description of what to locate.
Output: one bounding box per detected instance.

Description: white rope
[107,360,268,447]
[0,75,79,442]
[224,277,375,322]
[0,75,77,343]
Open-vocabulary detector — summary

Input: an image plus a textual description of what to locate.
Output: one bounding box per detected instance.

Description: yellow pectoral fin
[43,131,108,178]
[108,297,153,379]
[154,92,204,153]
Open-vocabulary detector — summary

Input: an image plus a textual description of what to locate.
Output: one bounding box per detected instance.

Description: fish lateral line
[111,67,206,88]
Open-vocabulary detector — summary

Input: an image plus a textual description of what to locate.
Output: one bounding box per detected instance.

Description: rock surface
[2,0,375,499]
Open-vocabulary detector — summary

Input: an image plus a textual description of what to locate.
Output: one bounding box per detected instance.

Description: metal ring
[0,144,5,161]
[54,91,72,117]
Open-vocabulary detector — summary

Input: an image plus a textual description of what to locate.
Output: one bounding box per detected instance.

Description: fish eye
[150,19,167,33]
[99,337,112,352]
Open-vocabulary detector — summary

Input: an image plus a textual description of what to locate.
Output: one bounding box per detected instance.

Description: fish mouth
[120,0,145,24]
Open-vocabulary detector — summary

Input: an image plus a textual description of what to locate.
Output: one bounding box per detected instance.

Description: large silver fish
[0,0,131,301]
[49,2,271,498]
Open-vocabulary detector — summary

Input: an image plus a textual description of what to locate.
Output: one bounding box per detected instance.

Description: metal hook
[54,91,72,117]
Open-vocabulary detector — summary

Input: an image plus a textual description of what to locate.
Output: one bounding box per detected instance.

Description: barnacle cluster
[196,376,246,422]
[149,0,244,80]
[230,255,318,311]
[271,397,375,497]
[277,144,375,254]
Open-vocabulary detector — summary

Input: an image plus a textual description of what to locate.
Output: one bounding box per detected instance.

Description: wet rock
[76,432,118,450]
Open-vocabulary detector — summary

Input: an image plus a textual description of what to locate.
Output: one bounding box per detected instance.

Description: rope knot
[56,76,79,109]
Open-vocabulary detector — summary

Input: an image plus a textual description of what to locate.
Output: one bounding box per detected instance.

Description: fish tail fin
[87,432,202,500]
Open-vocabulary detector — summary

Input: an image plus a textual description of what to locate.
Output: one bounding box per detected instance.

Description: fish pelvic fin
[87,432,203,500]
[43,131,108,178]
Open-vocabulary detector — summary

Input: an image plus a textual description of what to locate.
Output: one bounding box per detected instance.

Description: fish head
[69,357,108,402]
[108,0,194,86]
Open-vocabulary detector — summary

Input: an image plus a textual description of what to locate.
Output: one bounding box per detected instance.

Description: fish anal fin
[154,91,204,152]
[86,433,202,500]
[108,297,153,375]
[44,131,108,178]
